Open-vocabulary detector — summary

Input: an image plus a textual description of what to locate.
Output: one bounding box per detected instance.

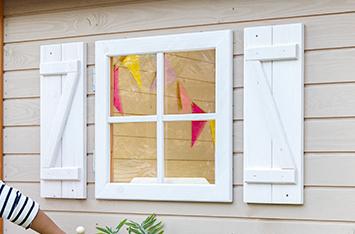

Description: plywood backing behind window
[110,50,215,184]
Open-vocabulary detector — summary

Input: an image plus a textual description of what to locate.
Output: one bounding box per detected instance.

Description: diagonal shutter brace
[40,42,87,199]
[243,24,304,204]
[40,60,81,180]
[253,60,297,169]
[244,57,297,185]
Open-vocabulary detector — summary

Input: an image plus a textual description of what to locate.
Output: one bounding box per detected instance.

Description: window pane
[164,121,215,184]
[164,50,215,114]
[110,54,157,116]
[110,122,157,183]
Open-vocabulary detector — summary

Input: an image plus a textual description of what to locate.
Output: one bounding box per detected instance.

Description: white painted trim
[244,23,304,204]
[95,30,233,202]
[40,60,79,75]
[40,42,87,199]
[42,167,80,181]
[156,52,165,183]
[97,183,229,202]
[97,30,230,56]
[107,113,216,123]
[162,113,216,121]
[46,69,79,167]
[108,115,157,123]
[253,60,296,169]
[130,177,209,184]
[244,169,296,184]
[245,44,298,61]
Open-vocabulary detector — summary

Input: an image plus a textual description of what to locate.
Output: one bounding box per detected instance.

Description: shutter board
[40,42,87,199]
[40,44,62,198]
[244,24,304,204]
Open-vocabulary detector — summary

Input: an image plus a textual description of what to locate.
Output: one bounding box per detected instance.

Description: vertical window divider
[156,52,165,183]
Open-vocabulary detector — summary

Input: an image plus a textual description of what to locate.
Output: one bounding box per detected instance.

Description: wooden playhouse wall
[3,0,355,233]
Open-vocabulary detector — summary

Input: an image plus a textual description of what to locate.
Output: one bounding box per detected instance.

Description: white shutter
[243,24,304,204]
[40,42,87,199]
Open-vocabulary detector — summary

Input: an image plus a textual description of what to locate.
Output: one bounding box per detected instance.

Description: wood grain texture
[7,183,355,222]
[6,153,355,188]
[4,66,93,98]
[4,69,39,98]
[6,11,355,70]
[4,0,355,231]
[6,0,355,18]
[234,48,355,87]
[5,82,355,126]
[0,0,3,232]
[4,97,93,126]
[305,83,355,118]
[234,83,355,120]
[304,118,355,152]
[5,0,355,43]
[111,135,214,160]
[5,211,355,234]
[3,98,39,126]
[4,0,151,16]
[111,159,215,183]
[3,126,39,154]
[5,118,355,154]
[5,47,355,92]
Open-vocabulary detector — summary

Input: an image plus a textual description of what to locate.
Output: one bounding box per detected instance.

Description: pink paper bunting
[113,66,123,113]
[177,81,191,113]
[191,102,207,146]
[165,57,177,85]
[150,57,177,91]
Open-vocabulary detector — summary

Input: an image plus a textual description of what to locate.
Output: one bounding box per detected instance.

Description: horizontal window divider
[162,113,216,121]
[108,115,157,123]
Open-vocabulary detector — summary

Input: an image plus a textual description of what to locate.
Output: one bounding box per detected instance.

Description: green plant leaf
[127,226,141,234]
[125,222,140,229]
[98,214,164,234]
[116,218,127,231]
[147,221,163,234]
[142,215,156,229]
[138,225,148,234]
[96,226,113,234]
[106,226,115,233]
[150,225,164,234]
[143,214,155,224]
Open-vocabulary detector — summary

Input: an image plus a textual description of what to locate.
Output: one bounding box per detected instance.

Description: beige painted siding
[3,0,355,233]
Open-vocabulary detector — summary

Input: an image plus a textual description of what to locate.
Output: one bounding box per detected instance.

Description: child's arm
[0,181,65,233]
[30,210,65,234]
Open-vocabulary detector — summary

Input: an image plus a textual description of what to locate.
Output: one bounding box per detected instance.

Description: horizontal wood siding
[5,153,355,187]
[5,212,355,234]
[3,0,355,233]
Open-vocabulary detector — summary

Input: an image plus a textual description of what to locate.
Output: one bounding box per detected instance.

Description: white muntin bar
[162,113,216,121]
[107,115,157,123]
[156,52,165,183]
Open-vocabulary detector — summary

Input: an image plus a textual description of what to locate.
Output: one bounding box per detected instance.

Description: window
[95,30,233,202]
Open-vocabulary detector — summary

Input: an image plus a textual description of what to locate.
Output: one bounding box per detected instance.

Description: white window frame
[95,30,233,202]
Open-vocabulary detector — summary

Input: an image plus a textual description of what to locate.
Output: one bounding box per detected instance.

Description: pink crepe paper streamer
[150,57,177,91]
[177,81,191,113]
[165,57,177,85]
[113,66,123,113]
[191,102,207,147]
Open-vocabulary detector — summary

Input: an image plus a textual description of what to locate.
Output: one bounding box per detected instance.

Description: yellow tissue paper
[122,55,142,88]
[209,120,215,144]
